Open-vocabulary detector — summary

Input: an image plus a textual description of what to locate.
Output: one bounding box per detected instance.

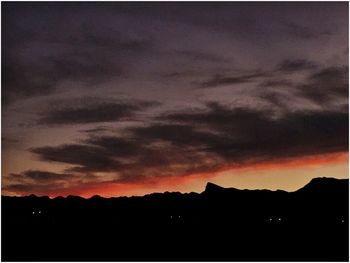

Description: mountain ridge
[2,176,348,261]
[3,176,347,200]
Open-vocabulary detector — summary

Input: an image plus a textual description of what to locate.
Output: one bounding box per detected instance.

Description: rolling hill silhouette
[2,177,349,261]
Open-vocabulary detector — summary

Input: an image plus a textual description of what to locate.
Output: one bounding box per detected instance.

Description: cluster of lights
[32,210,42,215]
[29,210,346,225]
[268,217,282,222]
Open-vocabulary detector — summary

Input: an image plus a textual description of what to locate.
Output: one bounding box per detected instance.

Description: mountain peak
[204,182,225,193]
[297,177,348,193]
[309,177,341,183]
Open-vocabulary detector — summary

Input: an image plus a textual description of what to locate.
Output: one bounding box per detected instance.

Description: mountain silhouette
[296,177,349,193]
[204,182,226,192]
[2,177,349,261]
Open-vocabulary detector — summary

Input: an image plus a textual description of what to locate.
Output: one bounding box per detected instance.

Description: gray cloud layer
[38,100,160,125]
[2,2,348,195]
[27,103,348,185]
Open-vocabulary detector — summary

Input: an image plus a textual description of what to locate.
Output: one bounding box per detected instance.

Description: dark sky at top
[2,2,348,196]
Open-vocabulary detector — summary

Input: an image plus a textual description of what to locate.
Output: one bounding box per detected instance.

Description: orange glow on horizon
[8,151,349,198]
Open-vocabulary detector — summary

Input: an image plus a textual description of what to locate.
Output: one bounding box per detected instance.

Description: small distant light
[341,219,345,223]
[39,210,41,214]
[32,211,35,215]
[178,216,181,218]
[170,216,173,219]
[269,218,272,221]
[278,218,281,221]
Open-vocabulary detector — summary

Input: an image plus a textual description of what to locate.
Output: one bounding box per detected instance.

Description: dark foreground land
[2,177,349,261]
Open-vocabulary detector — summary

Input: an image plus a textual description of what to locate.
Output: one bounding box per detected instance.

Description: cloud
[256,64,348,111]
[10,170,74,183]
[198,72,267,88]
[85,135,148,157]
[79,127,109,134]
[30,131,220,181]
[259,79,295,89]
[38,100,159,125]
[276,59,317,72]
[158,102,348,161]
[29,102,348,184]
[2,58,57,106]
[3,182,65,195]
[128,123,222,148]
[297,66,348,104]
[2,170,80,195]
[3,2,348,196]
[283,22,331,39]
[174,49,229,63]
[159,102,270,131]
[31,144,122,173]
[2,42,122,106]
[2,4,154,105]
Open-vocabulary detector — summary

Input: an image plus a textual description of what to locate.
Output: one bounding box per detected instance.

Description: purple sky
[2,2,348,197]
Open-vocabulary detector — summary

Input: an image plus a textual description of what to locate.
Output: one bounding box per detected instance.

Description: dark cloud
[198,72,268,88]
[2,42,122,106]
[258,92,292,111]
[2,58,57,106]
[283,22,332,39]
[85,136,147,157]
[276,59,317,72]
[38,100,159,125]
[298,66,348,104]
[3,182,65,194]
[256,64,348,110]
[10,170,74,182]
[30,102,348,183]
[161,70,203,80]
[2,170,78,195]
[159,102,270,131]
[128,123,223,148]
[160,104,348,161]
[174,50,229,64]
[31,144,122,173]
[30,131,219,180]
[79,127,109,134]
[259,79,294,88]
[2,3,154,105]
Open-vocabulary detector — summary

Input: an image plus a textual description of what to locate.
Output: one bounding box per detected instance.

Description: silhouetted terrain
[2,177,349,261]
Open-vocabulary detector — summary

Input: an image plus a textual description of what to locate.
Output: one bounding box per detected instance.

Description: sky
[2,2,349,197]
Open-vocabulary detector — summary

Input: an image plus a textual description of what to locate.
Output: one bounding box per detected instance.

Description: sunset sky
[2,2,348,197]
